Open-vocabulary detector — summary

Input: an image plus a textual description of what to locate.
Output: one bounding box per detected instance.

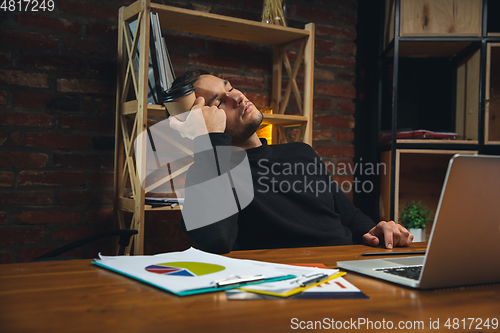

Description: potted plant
[399,201,432,242]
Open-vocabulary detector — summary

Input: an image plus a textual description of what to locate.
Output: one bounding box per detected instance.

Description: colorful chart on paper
[145,261,225,277]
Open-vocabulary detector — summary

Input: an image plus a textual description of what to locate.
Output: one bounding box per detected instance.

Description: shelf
[118,198,181,212]
[149,4,309,46]
[262,113,308,126]
[115,0,315,254]
[387,40,477,58]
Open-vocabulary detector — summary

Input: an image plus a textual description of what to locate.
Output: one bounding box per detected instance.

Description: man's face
[193,75,263,144]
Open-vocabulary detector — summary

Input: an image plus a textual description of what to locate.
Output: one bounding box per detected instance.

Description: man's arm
[173,97,240,254]
[328,172,413,248]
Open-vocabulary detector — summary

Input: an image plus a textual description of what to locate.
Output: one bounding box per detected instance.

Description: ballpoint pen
[293,273,330,287]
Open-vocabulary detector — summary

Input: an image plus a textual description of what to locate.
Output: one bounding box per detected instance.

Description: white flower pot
[409,228,426,242]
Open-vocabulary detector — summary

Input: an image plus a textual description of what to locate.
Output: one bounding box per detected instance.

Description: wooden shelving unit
[114,0,315,254]
[379,0,500,224]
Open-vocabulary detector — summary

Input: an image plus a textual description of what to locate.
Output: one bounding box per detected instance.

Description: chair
[34,229,138,261]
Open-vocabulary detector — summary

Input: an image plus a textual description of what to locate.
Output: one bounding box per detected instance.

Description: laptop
[337,154,500,289]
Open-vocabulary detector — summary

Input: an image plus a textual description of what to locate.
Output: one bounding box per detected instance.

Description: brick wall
[0,0,358,263]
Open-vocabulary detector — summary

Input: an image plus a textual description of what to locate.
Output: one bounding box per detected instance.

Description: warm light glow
[256,106,272,143]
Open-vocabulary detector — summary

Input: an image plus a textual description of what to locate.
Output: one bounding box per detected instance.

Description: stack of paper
[93,248,339,296]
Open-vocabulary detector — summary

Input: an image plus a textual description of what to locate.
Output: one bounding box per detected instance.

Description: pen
[214,275,265,287]
[360,251,426,256]
[294,273,329,287]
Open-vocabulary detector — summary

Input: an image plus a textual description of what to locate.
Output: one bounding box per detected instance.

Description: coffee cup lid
[162,84,195,103]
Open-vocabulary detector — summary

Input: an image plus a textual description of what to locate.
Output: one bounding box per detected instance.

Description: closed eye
[217,87,234,108]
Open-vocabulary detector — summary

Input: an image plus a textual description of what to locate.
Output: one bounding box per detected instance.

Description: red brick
[313,129,332,141]
[19,54,86,73]
[60,0,117,21]
[169,51,184,66]
[2,191,53,205]
[0,211,7,225]
[315,114,355,129]
[23,133,88,149]
[335,131,355,142]
[0,112,52,128]
[0,30,57,49]
[0,51,10,66]
[316,25,357,41]
[292,6,336,21]
[52,227,96,242]
[0,151,48,168]
[0,69,48,88]
[11,132,20,145]
[162,33,204,50]
[15,13,81,34]
[0,171,14,187]
[0,228,46,244]
[188,54,239,71]
[18,171,85,186]
[0,133,6,146]
[218,74,265,91]
[53,153,114,169]
[86,208,114,225]
[315,68,335,81]
[339,42,357,55]
[57,78,115,95]
[216,7,259,21]
[89,60,116,76]
[0,90,7,105]
[316,83,356,99]
[12,91,51,109]
[15,211,81,225]
[315,145,354,158]
[62,37,115,56]
[316,56,356,68]
[207,39,257,59]
[0,249,12,264]
[337,100,356,114]
[95,98,116,113]
[89,172,114,187]
[337,72,356,85]
[322,0,357,10]
[313,97,333,111]
[59,189,114,205]
[86,23,117,40]
[58,115,115,132]
[315,39,335,53]
[338,12,358,26]
[242,0,261,9]
[243,53,272,74]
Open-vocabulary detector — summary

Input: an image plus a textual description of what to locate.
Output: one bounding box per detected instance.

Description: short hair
[170,69,211,89]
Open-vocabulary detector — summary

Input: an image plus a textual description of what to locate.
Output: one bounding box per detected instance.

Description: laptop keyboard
[376,266,422,280]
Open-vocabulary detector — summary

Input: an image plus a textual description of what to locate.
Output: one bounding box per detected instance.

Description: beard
[225,111,263,145]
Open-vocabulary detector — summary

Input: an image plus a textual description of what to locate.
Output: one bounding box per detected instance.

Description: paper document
[239,271,343,297]
[93,248,337,296]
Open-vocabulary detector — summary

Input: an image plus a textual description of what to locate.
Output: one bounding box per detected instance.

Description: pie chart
[145,261,225,277]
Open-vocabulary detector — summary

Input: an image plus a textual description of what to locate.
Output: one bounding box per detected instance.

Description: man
[168,70,413,254]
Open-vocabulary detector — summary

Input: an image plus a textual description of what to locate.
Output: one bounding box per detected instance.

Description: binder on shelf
[128,14,175,105]
[93,248,337,296]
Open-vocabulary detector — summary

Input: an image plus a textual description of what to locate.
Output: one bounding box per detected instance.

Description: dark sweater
[181,133,376,254]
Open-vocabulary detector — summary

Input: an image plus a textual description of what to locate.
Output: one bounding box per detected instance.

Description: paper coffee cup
[162,84,196,116]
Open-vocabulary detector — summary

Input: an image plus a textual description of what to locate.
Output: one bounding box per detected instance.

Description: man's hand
[362,221,413,249]
[168,97,226,139]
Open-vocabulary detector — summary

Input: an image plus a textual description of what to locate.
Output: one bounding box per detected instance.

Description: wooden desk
[1,243,499,332]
